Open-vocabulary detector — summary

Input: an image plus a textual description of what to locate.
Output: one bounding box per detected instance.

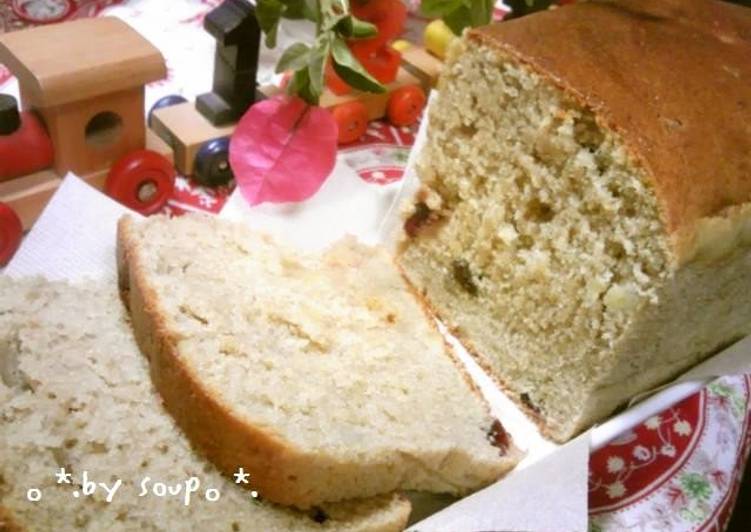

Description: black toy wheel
[147,94,188,127]
[194,137,233,188]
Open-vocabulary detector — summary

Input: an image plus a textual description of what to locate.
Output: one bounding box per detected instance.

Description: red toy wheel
[387,85,427,127]
[0,202,23,267]
[332,101,369,145]
[105,150,175,215]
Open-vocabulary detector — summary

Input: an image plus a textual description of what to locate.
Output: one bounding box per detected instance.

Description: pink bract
[229,95,338,206]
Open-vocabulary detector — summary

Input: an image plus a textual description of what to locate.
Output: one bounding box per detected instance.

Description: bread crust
[469,0,751,263]
[0,506,23,532]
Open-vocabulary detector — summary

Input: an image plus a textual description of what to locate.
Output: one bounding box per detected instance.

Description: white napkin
[4,175,141,282]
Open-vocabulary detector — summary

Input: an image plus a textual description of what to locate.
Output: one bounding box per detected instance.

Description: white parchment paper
[3,175,142,282]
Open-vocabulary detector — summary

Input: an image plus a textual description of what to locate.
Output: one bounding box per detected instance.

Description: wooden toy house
[0,16,166,177]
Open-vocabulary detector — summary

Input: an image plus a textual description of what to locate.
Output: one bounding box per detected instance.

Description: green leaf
[319,0,349,31]
[349,16,377,38]
[279,0,309,19]
[419,0,464,18]
[330,37,385,94]
[286,68,307,95]
[336,15,377,38]
[442,5,473,35]
[506,0,554,18]
[256,0,285,48]
[469,0,494,27]
[286,68,318,105]
[276,43,312,73]
[302,0,321,23]
[281,0,320,22]
[307,37,331,101]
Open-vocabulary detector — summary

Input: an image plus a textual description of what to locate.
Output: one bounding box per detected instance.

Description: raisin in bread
[396,0,751,441]
[117,214,518,509]
[0,276,410,531]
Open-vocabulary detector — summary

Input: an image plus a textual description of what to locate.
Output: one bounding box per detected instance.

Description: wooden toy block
[0,17,167,177]
[36,87,146,176]
[151,102,234,177]
[196,0,261,125]
[0,17,165,107]
[422,19,457,60]
[146,128,174,165]
[400,46,443,90]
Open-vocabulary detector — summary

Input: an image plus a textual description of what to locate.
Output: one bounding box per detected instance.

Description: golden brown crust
[117,217,335,509]
[0,506,23,532]
[470,0,751,258]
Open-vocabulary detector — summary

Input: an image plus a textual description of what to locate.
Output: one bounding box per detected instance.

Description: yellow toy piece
[391,39,412,52]
[423,19,457,60]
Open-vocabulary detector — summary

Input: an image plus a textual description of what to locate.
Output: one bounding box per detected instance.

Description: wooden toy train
[0,0,443,266]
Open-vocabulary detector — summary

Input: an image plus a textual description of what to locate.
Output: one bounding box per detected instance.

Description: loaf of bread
[396,0,751,442]
[0,276,410,531]
[117,214,518,509]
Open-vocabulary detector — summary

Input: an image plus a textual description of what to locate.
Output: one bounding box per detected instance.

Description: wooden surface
[40,87,146,176]
[151,101,234,176]
[0,17,165,107]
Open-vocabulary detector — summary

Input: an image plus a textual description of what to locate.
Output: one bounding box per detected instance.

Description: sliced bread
[0,276,410,531]
[117,214,518,509]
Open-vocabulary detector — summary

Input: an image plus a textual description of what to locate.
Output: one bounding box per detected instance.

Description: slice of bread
[395,0,751,442]
[0,276,410,531]
[117,214,518,510]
